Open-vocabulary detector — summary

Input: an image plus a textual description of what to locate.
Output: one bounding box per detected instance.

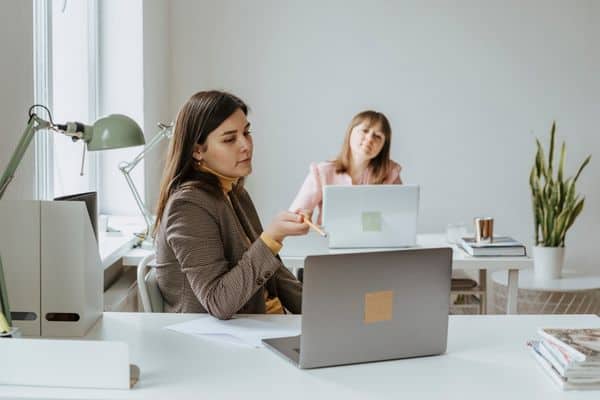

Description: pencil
[301,213,327,237]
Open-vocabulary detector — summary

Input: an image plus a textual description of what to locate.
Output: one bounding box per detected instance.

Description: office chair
[136,253,164,312]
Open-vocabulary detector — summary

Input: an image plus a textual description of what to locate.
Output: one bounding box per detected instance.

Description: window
[33,0,51,200]
[50,0,99,198]
[36,0,144,219]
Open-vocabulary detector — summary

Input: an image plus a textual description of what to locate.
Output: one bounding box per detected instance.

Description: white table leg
[506,269,519,314]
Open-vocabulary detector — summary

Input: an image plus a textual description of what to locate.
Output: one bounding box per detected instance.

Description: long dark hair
[333,110,393,184]
[153,90,248,236]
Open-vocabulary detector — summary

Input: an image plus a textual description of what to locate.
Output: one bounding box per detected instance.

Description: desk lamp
[0,105,145,335]
[118,122,173,245]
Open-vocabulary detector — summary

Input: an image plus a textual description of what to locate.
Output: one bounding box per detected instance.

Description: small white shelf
[99,232,138,270]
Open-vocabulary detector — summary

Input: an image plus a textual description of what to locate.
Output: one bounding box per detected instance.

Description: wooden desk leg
[506,269,519,314]
[479,269,487,314]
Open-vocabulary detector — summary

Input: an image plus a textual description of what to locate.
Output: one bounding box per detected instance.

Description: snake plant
[530,121,591,247]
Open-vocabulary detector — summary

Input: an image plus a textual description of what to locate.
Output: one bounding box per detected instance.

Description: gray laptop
[322,184,419,248]
[263,247,452,369]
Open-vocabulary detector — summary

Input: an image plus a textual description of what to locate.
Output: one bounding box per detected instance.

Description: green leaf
[573,155,591,183]
[550,184,559,211]
[531,122,589,245]
[554,209,570,245]
[565,198,585,233]
[536,139,547,180]
[564,178,575,205]
[546,203,555,245]
[543,205,551,245]
[557,141,566,183]
[548,121,556,179]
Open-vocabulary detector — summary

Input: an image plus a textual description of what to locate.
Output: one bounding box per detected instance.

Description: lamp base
[133,232,154,250]
[0,327,22,338]
[139,239,155,250]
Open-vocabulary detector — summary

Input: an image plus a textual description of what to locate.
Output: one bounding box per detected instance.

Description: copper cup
[474,217,494,243]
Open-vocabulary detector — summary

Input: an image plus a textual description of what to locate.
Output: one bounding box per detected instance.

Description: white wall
[0,1,34,200]
[98,0,171,218]
[51,0,96,198]
[167,0,599,271]
[142,0,171,213]
[98,0,145,215]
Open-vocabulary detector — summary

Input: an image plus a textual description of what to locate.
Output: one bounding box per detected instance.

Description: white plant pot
[533,246,565,281]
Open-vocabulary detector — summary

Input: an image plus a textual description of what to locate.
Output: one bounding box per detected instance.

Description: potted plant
[529,121,591,280]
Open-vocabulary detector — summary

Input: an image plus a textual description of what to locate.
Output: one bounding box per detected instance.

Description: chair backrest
[136,253,164,312]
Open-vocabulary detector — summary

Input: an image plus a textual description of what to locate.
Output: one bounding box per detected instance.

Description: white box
[0,200,102,337]
[0,338,132,389]
[0,201,40,336]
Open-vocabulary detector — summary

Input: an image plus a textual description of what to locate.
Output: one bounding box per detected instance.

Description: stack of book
[528,328,600,390]
[459,236,526,256]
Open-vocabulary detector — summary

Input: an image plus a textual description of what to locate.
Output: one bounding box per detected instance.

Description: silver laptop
[322,184,419,248]
[263,247,452,369]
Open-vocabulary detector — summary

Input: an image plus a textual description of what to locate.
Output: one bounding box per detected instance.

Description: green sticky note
[362,211,382,232]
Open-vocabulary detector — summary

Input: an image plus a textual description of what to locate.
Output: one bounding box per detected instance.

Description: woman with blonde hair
[290,110,402,224]
[154,90,308,320]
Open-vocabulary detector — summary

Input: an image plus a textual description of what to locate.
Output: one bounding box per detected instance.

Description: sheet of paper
[165,316,301,348]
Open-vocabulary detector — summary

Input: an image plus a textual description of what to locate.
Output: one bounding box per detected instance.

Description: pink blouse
[289,160,402,225]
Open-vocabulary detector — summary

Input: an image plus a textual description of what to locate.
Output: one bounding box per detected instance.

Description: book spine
[459,242,475,256]
[529,341,600,390]
[538,340,567,377]
[528,342,566,389]
[460,241,525,256]
[538,331,586,363]
[540,341,600,377]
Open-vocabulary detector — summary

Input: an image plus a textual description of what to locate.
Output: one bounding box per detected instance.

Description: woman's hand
[264,211,310,243]
[294,209,313,222]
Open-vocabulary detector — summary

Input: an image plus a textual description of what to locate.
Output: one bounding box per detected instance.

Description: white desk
[2,312,599,399]
[492,269,600,314]
[99,232,138,270]
[281,233,533,314]
[492,269,600,292]
[122,246,153,267]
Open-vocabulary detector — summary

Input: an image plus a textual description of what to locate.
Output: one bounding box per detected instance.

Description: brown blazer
[154,185,302,319]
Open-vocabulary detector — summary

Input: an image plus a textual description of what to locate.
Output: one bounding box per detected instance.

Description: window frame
[34,0,100,201]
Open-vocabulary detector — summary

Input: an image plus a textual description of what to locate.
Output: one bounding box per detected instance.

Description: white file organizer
[1,338,134,389]
[0,200,102,337]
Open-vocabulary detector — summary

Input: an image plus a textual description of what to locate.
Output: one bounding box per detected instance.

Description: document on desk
[165,316,301,348]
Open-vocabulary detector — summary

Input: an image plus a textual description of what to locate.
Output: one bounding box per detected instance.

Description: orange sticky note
[364,290,393,324]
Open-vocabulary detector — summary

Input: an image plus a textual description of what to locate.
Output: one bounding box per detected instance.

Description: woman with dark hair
[290,110,402,224]
[154,90,308,320]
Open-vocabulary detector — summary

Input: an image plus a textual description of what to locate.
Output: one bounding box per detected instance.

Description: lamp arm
[1,108,145,330]
[120,168,153,237]
[119,123,171,173]
[118,123,172,238]
[0,115,52,200]
[0,256,10,327]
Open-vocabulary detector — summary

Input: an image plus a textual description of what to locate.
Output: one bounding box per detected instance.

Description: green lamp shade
[85,114,145,151]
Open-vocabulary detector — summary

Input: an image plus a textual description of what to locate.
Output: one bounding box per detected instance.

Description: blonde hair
[333,110,393,184]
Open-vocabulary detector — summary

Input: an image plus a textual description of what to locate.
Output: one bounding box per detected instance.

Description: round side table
[491,269,600,314]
